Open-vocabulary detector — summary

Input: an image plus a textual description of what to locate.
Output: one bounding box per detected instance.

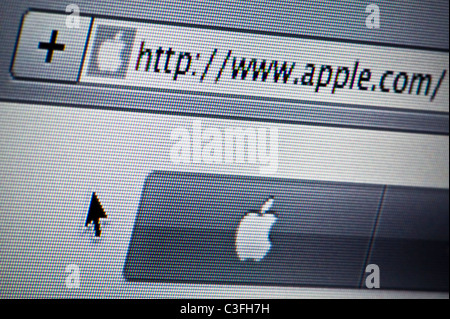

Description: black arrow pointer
[85,192,107,237]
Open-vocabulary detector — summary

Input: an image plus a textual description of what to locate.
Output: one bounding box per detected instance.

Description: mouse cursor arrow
[85,192,107,237]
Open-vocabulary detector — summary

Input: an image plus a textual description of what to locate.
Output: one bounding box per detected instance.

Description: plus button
[38,30,65,63]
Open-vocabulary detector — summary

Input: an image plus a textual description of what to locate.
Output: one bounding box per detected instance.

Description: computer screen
[1,0,448,299]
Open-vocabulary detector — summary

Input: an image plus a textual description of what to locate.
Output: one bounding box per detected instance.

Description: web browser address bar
[79,18,449,113]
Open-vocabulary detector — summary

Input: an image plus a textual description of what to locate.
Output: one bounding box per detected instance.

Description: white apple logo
[235,197,277,262]
[97,32,124,72]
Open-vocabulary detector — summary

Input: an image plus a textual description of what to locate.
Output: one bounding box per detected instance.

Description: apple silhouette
[96,32,124,72]
[235,197,277,262]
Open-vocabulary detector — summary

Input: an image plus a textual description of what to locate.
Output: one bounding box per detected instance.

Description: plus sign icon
[38,30,66,63]
[11,11,92,82]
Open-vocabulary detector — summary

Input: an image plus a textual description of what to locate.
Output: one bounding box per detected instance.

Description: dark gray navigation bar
[124,171,449,290]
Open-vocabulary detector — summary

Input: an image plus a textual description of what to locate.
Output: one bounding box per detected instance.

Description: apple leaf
[260,197,274,215]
